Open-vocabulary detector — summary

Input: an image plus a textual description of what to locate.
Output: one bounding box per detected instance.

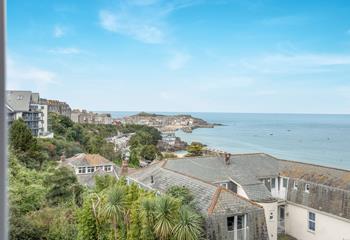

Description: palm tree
[173,206,203,240]
[154,195,179,240]
[140,197,157,240]
[102,185,126,240]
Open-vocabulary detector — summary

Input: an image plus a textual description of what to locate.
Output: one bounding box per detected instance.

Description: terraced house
[126,153,350,240]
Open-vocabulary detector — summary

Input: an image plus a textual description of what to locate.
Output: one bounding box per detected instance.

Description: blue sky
[6,0,350,113]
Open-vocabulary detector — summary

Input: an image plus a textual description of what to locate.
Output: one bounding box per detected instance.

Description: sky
[6,0,350,113]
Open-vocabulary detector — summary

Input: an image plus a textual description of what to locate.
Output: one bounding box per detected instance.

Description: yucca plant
[102,185,126,240]
[154,195,179,240]
[173,206,203,240]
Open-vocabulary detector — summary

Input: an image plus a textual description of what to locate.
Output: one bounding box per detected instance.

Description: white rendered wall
[285,203,350,240]
[258,201,278,240]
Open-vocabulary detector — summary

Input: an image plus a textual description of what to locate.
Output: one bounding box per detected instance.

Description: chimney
[224,153,231,165]
[120,160,128,176]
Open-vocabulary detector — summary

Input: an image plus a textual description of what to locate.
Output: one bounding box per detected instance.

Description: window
[308,212,316,231]
[237,215,245,229]
[104,165,112,172]
[271,178,276,188]
[87,166,95,173]
[305,184,310,193]
[227,216,234,231]
[283,178,288,188]
[220,182,228,189]
[293,181,298,190]
[269,211,274,221]
[78,167,86,174]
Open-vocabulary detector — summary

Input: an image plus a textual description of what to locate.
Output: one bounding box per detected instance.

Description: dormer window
[271,178,276,189]
[305,184,310,193]
[220,182,228,189]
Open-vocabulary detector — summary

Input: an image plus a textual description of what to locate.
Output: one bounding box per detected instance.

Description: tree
[140,145,158,161]
[9,119,36,152]
[154,196,179,240]
[186,142,204,156]
[140,198,156,240]
[44,167,83,206]
[102,185,127,240]
[77,197,98,240]
[173,206,203,240]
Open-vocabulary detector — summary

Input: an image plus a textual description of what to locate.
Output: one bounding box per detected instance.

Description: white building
[151,153,350,240]
[6,90,50,136]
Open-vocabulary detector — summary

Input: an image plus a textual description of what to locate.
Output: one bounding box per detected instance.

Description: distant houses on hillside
[6,90,114,137]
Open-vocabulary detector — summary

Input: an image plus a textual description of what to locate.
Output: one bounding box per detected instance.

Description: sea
[109,112,350,170]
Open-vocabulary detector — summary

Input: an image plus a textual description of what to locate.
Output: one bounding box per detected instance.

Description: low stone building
[127,161,269,240]
[61,153,119,187]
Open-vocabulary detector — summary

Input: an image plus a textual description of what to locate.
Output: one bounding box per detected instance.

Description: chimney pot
[151,175,154,184]
[224,153,231,165]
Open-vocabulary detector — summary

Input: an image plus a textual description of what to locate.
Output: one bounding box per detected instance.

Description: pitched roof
[65,153,114,167]
[163,154,275,201]
[128,162,261,216]
[6,90,32,112]
[162,153,350,199]
[278,159,350,190]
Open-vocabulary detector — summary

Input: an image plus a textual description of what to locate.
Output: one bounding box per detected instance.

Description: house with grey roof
[127,161,269,240]
[61,153,120,187]
[142,153,350,240]
[6,90,49,136]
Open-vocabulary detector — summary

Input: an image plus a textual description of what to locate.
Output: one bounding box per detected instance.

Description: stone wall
[287,179,350,220]
[206,209,268,240]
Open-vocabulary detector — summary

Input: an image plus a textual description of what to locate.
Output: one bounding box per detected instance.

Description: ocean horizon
[107,111,350,170]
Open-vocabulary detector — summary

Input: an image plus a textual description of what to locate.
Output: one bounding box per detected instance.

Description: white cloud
[98,1,201,44]
[48,47,81,55]
[7,57,58,91]
[53,25,66,38]
[167,52,191,70]
[99,10,164,44]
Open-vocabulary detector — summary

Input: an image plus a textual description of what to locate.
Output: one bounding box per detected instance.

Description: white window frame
[293,181,298,190]
[220,182,228,189]
[308,211,316,232]
[87,166,95,173]
[305,183,310,193]
[77,166,86,174]
[271,178,276,189]
[282,178,288,188]
[226,214,247,239]
[104,165,112,172]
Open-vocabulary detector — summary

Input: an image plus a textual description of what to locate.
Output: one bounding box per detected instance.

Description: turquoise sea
[109,112,350,170]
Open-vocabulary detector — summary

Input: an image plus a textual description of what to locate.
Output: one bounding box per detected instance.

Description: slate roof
[278,159,350,190]
[65,153,114,167]
[162,153,350,200]
[163,154,276,201]
[6,90,32,112]
[128,162,261,216]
